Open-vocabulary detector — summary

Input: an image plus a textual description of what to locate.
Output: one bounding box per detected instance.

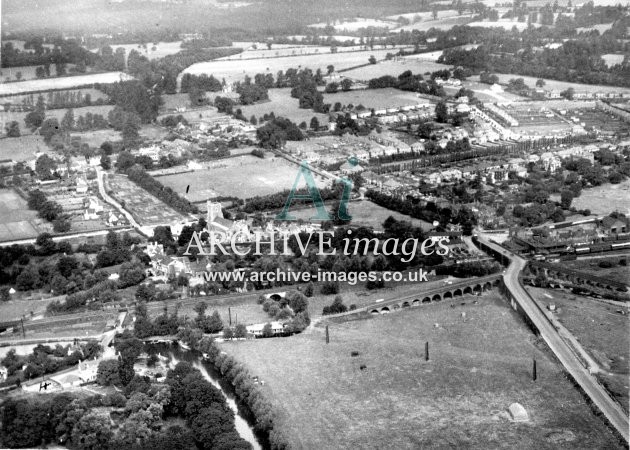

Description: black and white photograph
[0,0,628,448]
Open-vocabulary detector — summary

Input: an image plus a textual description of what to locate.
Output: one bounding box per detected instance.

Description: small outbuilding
[508,403,529,422]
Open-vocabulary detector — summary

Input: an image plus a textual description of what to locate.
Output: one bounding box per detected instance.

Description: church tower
[207,201,224,224]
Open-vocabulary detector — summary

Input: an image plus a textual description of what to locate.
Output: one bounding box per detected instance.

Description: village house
[540,152,561,173]
[246,321,286,337]
[599,216,628,235]
[83,197,104,220]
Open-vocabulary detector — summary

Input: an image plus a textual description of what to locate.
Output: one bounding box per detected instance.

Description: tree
[205,310,224,333]
[0,286,10,302]
[326,65,335,75]
[234,324,248,339]
[100,154,111,170]
[368,55,377,65]
[15,71,22,81]
[262,322,274,338]
[435,101,449,123]
[303,282,314,297]
[71,412,113,450]
[560,87,575,100]
[25,110,45,129]
[310,116,320,130]
[323,295,347,315]
[97,359,121,386]
[100,141,113,155]
[560,190,574,209]
[340,78,353,91]
[223,327,234,340]
[5,121,20,137]
[324,82,339,93]
[122,118,140,146]
[136,283,157,302]
[116,151,136,172]
[535,79,546,88]
[61,108,75,132]
[288,292,308,314]
[320,280,339,295]
[40,118,61,144]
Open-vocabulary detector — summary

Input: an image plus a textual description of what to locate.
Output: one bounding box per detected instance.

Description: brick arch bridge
[362,274,502,315]
[528,262,628,293]
[264,292,287,301]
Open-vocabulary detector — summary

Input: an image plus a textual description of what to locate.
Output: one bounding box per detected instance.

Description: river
[152,344,265,450]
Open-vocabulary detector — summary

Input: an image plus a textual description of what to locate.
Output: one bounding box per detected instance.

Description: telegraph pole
[532,358,537,381]
[325,325,330,344]
[425,341,429,361]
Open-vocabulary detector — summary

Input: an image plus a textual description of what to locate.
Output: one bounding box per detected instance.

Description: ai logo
[276,157,357,221]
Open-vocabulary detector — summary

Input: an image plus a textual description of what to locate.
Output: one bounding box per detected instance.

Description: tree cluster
[125,165,199,214]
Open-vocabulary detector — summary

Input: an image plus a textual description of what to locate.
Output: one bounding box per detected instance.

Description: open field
[106,174,187,226]
[309,18,398,31]
[444,80,526,102]
[392,14,475,32]
[471,73,630,96]
[385,9,462,21]
[0,105,115,135]
[572,180,630,216]
[577,23,615,34]
[0,134,48,161]
[468,20,540,31]
[90,41,184,61]
[1,88,109,108]
[0,189,50,241]
[526,286,629,413]
[561,257,630,286]
[157,154,327,201]
[0,72,133,96]
[70,129,120,147]
[222,293,623,449]
[286,35,362,44]
[0,64,76,82]
[602,54,626,68]
[180,47,414,85]
[217,45,411,61]
[287,199,433,231]
[0,294,64,322]
[342,59,452,80]
[239,88,329,125]
[323,87,430,110]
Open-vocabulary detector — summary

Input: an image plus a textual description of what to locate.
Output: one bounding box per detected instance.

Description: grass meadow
[221,293,623,448]
[526,286,629,413]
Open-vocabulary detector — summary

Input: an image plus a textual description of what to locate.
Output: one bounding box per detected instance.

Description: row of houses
[538,144,598,173]
[424,157,528,185]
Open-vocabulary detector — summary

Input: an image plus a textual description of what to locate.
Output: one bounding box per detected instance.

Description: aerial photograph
[0,0,628,448]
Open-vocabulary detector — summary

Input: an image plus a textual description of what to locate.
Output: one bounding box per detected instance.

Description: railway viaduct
[527,261,629,293]
[328,274,503,318]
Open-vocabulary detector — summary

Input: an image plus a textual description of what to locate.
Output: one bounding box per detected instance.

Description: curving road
[477,236,629,442]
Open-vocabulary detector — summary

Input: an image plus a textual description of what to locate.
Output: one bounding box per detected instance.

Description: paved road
[477,236,629,442]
